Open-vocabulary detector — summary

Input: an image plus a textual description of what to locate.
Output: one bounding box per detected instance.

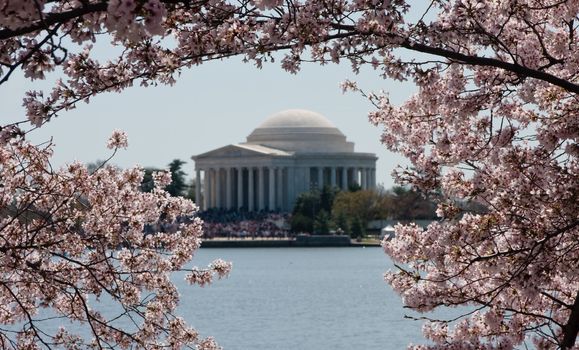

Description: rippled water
[32,247,449,349]
[180,247,427,349]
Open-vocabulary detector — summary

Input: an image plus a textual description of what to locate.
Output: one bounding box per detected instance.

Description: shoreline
[200,235,381,248]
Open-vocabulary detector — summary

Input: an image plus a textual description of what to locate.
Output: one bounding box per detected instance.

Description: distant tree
[348,183,362,192]
[165,159,188,197]
[292,191,320,217]
[290,190,320,233]
[350,216,365,239]
[319,185,338,214]
[289,213,313,234]
[291,188,339,233]
[332,190,382,227]
[86,159,109,174]
[375,187,393,220]
[141,160,188,197]
[313,210,332,235]
[389,186,437,220]
[140,167,160,193]
[334,212,350,235]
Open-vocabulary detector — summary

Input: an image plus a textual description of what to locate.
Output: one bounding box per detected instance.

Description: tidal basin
[36,246,458,349]
[177,247,426,350]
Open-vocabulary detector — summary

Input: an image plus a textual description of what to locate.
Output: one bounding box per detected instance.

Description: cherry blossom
[106,129,128,149]
[1,0,577,348]
[0,132,230,348]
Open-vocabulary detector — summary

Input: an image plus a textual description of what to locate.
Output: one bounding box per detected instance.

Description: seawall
[200,235,379,248]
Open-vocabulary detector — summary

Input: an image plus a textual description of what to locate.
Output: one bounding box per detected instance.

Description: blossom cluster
[0,133,230,349]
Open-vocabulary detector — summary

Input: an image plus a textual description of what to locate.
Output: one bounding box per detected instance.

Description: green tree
[291,188,340,233]
[348,183,362,192]
[334,212,350,235]
[289,213,313,233]
[314,210,331,235]
[350,216,365,239]
[332,190,383,228]
[165,159,188,197]
[319,185,338,214]
[140,167,160,193]
[290,191,320,232]
[141,160,189,197]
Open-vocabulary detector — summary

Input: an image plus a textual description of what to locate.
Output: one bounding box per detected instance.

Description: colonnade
[196,165,376,211]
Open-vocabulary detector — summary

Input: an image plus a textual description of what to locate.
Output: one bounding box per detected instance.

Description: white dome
[257,109,336,129]
[245,109,354,153]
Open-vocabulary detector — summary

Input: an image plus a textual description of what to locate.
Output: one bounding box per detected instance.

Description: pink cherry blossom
[0,134,230,348]
[1,0,577,348]
[106,129,129,149]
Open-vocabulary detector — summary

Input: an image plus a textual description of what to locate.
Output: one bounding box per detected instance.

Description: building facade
[192,109,377,212]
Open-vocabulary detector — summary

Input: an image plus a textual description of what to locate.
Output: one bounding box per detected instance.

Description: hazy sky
[3,54,417,189]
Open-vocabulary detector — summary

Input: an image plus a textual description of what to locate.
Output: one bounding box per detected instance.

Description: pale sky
[2,54,417,189]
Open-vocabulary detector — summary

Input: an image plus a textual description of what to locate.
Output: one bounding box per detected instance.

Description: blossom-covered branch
[2,1,578,131]
[1,0,578,348]
[0,132,230,348]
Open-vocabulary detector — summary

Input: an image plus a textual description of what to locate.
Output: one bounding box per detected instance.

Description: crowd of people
[198,209,291,239]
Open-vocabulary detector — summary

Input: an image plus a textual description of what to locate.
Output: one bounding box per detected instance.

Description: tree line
[290,185,438,237]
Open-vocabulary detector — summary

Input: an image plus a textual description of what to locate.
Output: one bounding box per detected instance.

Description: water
[28,247,445,349]
[179,247,426,349]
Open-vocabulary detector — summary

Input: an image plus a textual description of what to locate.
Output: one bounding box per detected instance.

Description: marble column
[317,167,323,189]
[341,167,347,190]
[258,167,265,211]
[195,169,201,210]
[225,167,233,209]
[203,169,209,210]
[330,167,336,188]
[304,166,311,191]
[205,169,213,210]
[277,167,283,210]
[237,167,243,210]
[361,168,367,190]
[248,167,254,211]
[215,168,222,208]
[287,167,295,210]
[347,168,352,187]
[269,167,275,210]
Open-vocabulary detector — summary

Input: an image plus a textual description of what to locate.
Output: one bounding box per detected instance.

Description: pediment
[194,144,289,159]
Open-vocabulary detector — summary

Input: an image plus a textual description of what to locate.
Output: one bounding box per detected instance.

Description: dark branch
[0,0,210,41]
[0,2,107,40]
[402,41,579,94]
[562,290,579,349]
[329,24,579,94]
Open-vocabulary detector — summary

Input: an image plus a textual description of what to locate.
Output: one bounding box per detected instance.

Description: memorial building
[192,109,377,212]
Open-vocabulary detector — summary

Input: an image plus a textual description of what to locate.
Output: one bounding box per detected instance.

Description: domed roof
[257,109,337,129]
[245,109,354,153]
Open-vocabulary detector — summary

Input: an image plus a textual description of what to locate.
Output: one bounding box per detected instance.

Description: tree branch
[0,2,107,40]
[0,0,210,41]
[402,41,579,94]
[562,290,579,349]
[329,23,579,94]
